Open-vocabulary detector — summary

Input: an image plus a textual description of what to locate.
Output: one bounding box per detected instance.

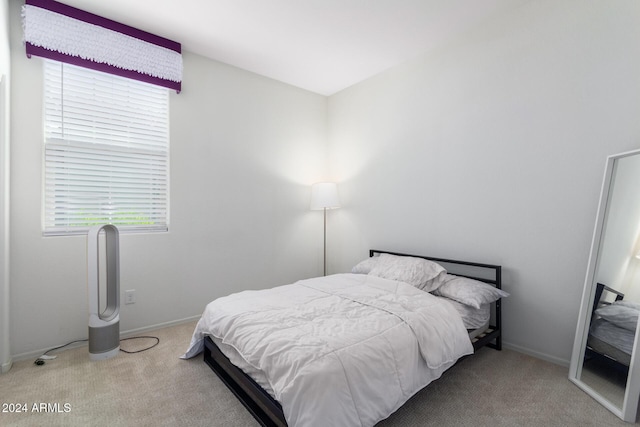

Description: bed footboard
[203,336,287,427]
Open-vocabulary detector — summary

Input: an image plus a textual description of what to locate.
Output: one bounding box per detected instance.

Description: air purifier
[87,224,120,361]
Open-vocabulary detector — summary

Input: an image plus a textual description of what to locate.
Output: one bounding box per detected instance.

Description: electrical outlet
[125,289,136,305]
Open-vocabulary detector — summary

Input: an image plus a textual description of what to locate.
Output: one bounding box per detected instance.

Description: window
[43,60,169,235]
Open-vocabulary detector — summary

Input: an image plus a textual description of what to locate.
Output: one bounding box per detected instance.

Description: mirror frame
[569,148,640,422]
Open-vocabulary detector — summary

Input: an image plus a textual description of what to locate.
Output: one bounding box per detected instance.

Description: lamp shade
[310,182,340,210]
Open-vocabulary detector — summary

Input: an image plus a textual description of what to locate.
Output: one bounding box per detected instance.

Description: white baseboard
[503,341,570,367]
[120,315,200,338]
[11,315,201,363]
[1,357,12,374]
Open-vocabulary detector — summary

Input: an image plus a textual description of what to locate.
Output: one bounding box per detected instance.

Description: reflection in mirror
[570,149,640,422]
[581,283,631,409]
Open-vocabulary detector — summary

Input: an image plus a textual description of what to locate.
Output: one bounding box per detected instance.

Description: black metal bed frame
[202,249,503,427]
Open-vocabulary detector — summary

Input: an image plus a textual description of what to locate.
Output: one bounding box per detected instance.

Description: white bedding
[438,297,491,329]
[182,273,473,427]
[589,317,635,360]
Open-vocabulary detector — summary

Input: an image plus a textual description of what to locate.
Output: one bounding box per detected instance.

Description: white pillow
[351,257,379,274]
[367,253,446,292]
[596,301,640,331]
[433,274,509,309]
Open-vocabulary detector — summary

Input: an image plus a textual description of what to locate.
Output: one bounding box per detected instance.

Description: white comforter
[183,273,473,427]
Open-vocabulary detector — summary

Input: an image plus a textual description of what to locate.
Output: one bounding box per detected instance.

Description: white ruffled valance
[22,0,182,92]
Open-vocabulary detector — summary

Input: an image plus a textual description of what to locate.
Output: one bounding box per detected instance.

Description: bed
[182,249,506,427]
[585,283,637,371]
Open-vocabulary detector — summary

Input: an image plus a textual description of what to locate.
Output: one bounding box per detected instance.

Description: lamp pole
[323,206,328,276]
[310,182,340,277]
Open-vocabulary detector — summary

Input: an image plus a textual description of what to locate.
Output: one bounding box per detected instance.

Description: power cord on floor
[34,336,160,365]
[34,339,89,365]
[118,336,160,354]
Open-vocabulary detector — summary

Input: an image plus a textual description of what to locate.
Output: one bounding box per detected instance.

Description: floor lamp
[310,182,340,276]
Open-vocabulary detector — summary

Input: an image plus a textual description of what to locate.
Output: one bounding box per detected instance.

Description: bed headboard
[369,249,502,289]
[369,249,503,350]
[591,282,624,319]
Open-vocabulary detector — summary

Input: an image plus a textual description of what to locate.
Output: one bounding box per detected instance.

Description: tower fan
[87,224,120,361]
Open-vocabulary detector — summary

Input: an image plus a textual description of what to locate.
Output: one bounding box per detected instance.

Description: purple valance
[22,0,182,92]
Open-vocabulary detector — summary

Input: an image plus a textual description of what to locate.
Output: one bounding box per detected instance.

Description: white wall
[0,0,11,373]
[327,0,640,364]
[8,0,328,358]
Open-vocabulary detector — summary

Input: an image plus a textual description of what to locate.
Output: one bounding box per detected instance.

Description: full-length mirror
[570,149,640,422]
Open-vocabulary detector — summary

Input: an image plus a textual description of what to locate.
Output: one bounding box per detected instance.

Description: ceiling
[59,0,528,96]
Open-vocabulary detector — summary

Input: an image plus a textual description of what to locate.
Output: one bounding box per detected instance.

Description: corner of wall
[0,74,9,374]
[0,0,12,374]
[1,357,12,374]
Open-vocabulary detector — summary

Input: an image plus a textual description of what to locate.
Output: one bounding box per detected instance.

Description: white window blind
[43,60,169,235]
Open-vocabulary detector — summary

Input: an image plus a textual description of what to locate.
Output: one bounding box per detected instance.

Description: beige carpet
[0,321,634,427]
